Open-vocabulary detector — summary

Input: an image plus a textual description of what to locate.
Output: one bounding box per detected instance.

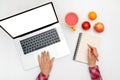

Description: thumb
[51,57,55,65]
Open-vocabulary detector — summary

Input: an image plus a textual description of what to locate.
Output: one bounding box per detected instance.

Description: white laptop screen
[0,3,58,38]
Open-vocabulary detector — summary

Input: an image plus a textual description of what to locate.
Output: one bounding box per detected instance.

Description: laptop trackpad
[20,54,37,70]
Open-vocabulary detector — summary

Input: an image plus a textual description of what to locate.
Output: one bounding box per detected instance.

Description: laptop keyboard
[20,28,60,54]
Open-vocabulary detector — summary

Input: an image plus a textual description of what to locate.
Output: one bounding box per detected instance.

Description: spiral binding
[73,33,82,60]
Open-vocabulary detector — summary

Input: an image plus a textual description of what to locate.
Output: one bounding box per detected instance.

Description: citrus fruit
[88,11,97,20]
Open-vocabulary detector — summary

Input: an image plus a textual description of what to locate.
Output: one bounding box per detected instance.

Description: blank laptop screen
[0,3,57,38]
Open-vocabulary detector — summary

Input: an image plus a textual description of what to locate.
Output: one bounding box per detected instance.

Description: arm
[88,45,102,80]
[37,51,55,80]
[37,73,48,80]
[89,65,102,80]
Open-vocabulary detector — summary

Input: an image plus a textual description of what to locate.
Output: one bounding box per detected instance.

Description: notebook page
[75,33,101,63]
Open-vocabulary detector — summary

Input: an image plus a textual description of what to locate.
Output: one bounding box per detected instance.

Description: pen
[88,44,99,61]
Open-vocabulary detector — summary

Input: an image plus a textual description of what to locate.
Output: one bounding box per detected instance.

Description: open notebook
[73,33,101,64]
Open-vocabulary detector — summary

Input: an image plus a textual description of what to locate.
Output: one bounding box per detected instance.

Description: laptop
[0,2,70,70]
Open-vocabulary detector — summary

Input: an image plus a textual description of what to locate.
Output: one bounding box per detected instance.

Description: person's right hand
[88,44,98,67]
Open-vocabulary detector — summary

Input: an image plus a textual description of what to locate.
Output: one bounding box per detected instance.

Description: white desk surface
[0,0,120,80]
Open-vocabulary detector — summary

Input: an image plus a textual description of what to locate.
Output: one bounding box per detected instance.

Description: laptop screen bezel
[0,2,59,39]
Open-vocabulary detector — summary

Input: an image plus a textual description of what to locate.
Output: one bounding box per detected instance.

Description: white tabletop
[0,0,120,80]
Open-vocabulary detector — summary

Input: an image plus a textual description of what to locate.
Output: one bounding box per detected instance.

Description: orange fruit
[88,11,97,20]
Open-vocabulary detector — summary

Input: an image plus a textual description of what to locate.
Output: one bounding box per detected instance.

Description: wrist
[41,72,49,77]
[89,64,96,67]
[89,65,97,68]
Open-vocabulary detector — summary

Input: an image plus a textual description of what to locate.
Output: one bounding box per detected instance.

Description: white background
[0,0,120,80]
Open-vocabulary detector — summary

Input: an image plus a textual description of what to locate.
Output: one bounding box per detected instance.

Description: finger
[88,47,92,58]
[88,44,93,49]
[44,51,48,62]
[41,51,44,64]
[47,51,50,61]
[88,44,94,54]
[88,44,96,53]
[88,44,91,48]
[43,51,46,63]
[88,44,98,57]
[51,57,55,65]
[93,48,98,57]
[88,47,91,53]
[45,51,48,62]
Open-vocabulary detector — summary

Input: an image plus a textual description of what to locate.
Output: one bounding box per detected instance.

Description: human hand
[88,44,98,67]
[38,51,55,76]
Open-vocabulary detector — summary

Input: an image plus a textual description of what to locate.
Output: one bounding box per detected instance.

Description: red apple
[94,22,104,33]
[82,21,91,30]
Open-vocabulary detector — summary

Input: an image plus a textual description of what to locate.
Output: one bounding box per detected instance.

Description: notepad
[73,33,101,64]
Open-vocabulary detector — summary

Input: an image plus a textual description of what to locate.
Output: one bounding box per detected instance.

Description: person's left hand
[38,51,55,76]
